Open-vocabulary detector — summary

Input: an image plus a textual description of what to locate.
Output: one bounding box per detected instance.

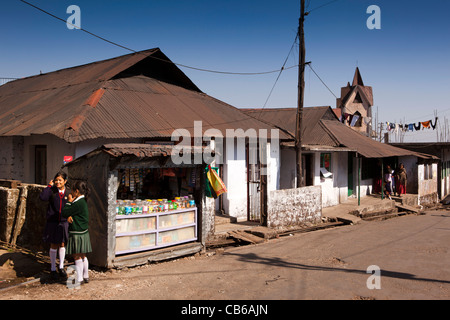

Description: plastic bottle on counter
[142,200,148,214]
[137,200,143,214]
[174,197,181,209]
[125,201,132,215]
[148,200,158,213]
[156,199,161,212]
[182,196,188,208]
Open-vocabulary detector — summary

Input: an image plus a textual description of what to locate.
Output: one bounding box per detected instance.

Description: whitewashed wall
[222,138,247,220]
[314,151,348,207]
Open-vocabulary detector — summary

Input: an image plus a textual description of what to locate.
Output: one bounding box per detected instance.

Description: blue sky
[1,0,449,142]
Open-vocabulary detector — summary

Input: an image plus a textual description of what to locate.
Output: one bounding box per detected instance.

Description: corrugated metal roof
[242,106,339,146]
[321,120,435,159]
[0,48,290,142]
[66,76,290,142]
[242,107,435,159]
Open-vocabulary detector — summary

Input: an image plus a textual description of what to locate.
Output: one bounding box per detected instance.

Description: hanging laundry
[431,117,438,130]
[350,115,360,127]
[421,120,431,129]
[414,122,421,131]
[343,113,351,120]
[408,124,414,131]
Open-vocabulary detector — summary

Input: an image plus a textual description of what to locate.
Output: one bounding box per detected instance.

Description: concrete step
[359,208,398,219]
[244,226,279,240]
[348,199,396,217]
[215,213,237,225]
[361,212,400,222]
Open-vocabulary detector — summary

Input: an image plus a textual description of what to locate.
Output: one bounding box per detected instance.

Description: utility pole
[295,0,306,188]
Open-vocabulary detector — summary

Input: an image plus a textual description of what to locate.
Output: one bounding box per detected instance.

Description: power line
[307,0,342,14]
[307,63,337,99]
[261,34,299,110]
[18,0,296,76]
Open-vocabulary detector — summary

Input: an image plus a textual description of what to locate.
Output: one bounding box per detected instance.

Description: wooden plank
[227,230,265,244]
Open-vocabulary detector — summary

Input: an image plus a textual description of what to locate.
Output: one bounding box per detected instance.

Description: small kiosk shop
[65,143,215,268]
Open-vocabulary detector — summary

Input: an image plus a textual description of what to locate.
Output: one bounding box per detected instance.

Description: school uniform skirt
[66,229,92,255]
[43,221,69,244]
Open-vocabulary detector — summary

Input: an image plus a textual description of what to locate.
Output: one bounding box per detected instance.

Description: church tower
[334,67,374,136]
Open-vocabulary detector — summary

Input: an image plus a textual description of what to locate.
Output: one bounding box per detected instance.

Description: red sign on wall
[63,156,73,164]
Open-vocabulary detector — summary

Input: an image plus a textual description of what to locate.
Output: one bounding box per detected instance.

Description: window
[424,164,433,180]
[320,153,332,179]
[320,153,331,171]
[353,92,363,103]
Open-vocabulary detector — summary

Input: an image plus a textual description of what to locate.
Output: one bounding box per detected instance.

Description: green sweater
[62,196,89,232]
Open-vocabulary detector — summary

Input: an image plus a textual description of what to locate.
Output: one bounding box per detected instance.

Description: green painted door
[348,155,353,196]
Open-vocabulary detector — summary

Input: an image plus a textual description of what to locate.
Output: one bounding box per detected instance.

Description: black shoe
[50,270,58,280]
[58,268,67,279]
[83,278,89,284]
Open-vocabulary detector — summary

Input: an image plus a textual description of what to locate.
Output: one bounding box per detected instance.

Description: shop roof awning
[100,143,207,158]
[65,143,217,169]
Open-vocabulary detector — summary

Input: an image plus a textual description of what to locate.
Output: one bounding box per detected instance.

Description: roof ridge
[14,48,159,82]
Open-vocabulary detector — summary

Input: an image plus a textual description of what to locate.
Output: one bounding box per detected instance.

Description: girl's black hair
[53,171,67,181]
[72,180,90,200]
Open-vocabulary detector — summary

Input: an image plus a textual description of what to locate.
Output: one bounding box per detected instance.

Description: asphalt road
[3,209,450,301]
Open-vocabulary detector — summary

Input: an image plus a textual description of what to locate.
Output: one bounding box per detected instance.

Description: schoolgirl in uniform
[39,171,70,280]
[62,180,92,284]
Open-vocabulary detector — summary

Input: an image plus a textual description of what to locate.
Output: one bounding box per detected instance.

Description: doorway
[348,154,354,196]
[35,145,47,185]
[247,143,261,222]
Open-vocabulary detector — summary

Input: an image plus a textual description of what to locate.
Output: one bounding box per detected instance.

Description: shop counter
[115,207,197,255]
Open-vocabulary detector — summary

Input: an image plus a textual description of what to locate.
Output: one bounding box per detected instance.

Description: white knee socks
[75,259,84,282]
[83,257,89,279]
[49,248,57,271]
[59,247,66,269]
[75,257,89,282]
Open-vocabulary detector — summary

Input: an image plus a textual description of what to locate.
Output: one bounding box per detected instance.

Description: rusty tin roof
[0,48,290,143]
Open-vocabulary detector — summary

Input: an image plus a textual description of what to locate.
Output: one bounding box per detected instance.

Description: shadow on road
[224,251,450,285]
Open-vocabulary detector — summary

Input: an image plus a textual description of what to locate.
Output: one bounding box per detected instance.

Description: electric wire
[18,0,297,76]
[307,0,342,14]
[261,34,299,111]
[307,63,338,99]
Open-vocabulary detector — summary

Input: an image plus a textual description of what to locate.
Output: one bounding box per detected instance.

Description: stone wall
[267,185,322,229]
[0,183,47,251]
[0,186,19,244]
[0,136,24,181]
